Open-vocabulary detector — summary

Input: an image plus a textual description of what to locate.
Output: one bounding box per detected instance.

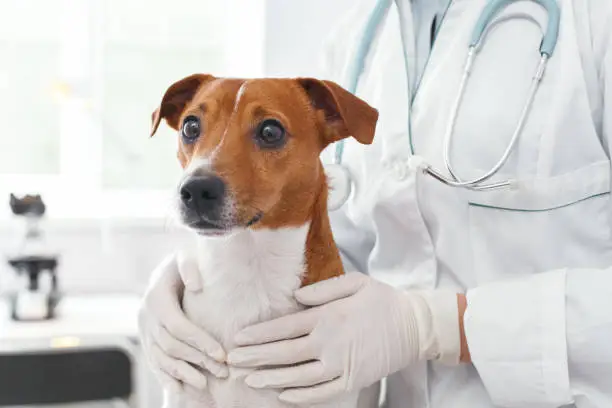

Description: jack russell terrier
[150,74,378,408]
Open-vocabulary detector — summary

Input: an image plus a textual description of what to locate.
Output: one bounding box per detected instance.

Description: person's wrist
[457,293,471,363]
[417,290,462,365]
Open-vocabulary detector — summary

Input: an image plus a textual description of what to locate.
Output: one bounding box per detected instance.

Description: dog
[150,74,378,407]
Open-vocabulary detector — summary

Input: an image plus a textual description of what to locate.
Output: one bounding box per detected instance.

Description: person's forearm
[457,293,471,363]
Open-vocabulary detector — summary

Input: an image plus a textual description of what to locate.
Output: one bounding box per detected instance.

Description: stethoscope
[325,0,561,211]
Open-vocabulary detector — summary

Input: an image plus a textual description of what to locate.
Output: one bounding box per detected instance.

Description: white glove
[138,252,228,394]
[227,273,461,405]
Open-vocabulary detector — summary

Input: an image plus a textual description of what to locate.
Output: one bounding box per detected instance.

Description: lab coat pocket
[464,160,612,284]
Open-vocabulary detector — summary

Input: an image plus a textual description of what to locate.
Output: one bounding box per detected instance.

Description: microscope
[6,194,61,321]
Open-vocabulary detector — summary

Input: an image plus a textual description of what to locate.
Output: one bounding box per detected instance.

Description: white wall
[264,0,354,77]
[0,219,194,295]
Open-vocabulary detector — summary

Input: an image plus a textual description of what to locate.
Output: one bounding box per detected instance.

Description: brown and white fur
[150,75,378,408]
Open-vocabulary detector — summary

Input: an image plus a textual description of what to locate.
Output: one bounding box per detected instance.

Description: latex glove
[227,273,460,405]
[138,252,228,394]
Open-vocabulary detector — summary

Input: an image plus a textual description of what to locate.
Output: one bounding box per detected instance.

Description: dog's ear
[150,74,215,137]
[296,78,378,146]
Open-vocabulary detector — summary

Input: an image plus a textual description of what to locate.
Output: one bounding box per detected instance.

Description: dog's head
[151,74,378,236]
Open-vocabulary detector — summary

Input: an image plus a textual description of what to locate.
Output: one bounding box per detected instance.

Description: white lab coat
[321,0,612,407]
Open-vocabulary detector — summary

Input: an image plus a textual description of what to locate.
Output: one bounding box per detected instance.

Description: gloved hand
[227,273,461,405]
[138,252,228,395]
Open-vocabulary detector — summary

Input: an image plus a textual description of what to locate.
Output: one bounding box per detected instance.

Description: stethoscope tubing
[331,0,561,193]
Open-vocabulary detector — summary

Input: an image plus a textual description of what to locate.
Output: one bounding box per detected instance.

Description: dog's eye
[181,116,201,144]
[255,119,286,149]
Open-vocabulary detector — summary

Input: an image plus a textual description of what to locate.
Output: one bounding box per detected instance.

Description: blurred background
[0,0,353,406]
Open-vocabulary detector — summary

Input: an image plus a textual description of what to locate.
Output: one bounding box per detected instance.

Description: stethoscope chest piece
[324,163,352,211]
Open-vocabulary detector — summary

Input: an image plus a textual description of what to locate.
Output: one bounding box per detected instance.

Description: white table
[0,294,139,345]
[0,294,156,408]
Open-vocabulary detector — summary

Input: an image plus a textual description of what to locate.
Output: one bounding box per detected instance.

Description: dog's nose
[180,176,226,211]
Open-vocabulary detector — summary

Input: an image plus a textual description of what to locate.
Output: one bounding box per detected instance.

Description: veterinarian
[138,0,612,406]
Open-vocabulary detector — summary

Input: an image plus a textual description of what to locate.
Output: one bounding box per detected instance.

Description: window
[0,0,265,219]
[0,1,62,176]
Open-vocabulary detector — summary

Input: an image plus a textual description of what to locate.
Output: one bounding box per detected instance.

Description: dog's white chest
[185,227,308,349]
[184,284,301,380]
[171,227,319,408]
[180,274,303,408]
[164,227,360,408]
[183,260,303,353]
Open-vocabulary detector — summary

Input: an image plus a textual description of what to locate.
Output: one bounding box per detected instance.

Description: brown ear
[296,78,378,145]
[150,74,215,136]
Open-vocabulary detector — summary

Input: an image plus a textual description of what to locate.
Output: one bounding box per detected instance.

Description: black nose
[180,176,226,212]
